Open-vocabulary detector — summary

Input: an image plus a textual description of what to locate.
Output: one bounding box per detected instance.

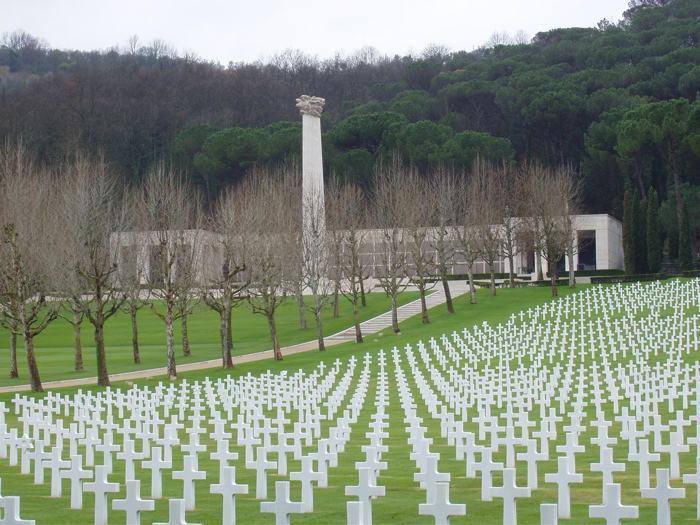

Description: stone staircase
[326,281,470,342]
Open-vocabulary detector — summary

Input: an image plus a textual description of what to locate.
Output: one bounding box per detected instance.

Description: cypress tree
[622,189,636,274]
[679,201,693,271]
[636,197,648,274]
[646,188,662,273]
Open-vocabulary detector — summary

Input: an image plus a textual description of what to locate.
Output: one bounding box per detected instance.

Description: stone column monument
[296,95,326,239]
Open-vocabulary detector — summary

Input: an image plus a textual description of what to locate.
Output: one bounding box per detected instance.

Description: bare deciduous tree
[455,177,482,305]
[58,154,128,387]
[245,172,297,361]
[496,167,524,288]
[58,299,86,371]
[301,189,333,352]
[327,178,369,343]
[428,166,461,314]
[521,163,581,297]
[402,169,436,323]
[372,157,409,334]
[202,186,253,369]
[136,165,202,380]
[471,161,504,296]
[0,143,61,391]
[114,190,149,364]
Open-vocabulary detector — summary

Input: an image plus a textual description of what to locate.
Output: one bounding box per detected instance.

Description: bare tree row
[0,143,581,392]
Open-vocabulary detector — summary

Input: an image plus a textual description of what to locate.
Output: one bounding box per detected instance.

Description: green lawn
[0,290,423,388]
[1,281,698,524]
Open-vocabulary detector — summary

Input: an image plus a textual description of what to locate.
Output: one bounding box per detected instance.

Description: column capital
[296,95,325,118]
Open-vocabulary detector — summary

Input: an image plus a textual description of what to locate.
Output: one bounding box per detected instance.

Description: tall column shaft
[302,112,325,234]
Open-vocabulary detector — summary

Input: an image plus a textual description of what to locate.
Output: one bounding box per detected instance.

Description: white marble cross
[153,498,201,525]
[590,446,625,488]
[246,446,277,500]
[290,455,323,512]
[95,432,119,474]
[418,482,466,525]
[210,465,248,525]
[640,468,685,525]
[60,454,92,509]
[629,438,660,490]
[346,467,385,525]
[0,495,36,525]
[172,454,206,511]
[517,438,547,489]
[116,437,146,481]
[589,483,638,525]
[44,445,70,497]
[112,479,155,525]
[472,447,503,501]
[142,446,172,499]
[490,467,530,525]
[83,465,120,525]
[544,455,583,519]
[260,481,306,525]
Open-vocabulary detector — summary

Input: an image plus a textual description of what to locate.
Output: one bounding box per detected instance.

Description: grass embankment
[5,282,696,524]
[0,290,428,388]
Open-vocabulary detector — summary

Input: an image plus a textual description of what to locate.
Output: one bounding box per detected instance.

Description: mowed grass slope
[3,282,697,524]
[0,290,427,388]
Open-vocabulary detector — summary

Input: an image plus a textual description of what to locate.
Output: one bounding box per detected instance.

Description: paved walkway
[0,281,469,393]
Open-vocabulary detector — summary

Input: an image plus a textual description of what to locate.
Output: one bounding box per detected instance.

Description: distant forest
[1,0,700,229]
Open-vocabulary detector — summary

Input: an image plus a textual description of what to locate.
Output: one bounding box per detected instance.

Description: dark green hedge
[474,278,568,289]
[590,273,668,284]
[549,269,626,278]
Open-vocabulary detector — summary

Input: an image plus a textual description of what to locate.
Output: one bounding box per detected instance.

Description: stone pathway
[326,281,469,342]
[0,281,469,393]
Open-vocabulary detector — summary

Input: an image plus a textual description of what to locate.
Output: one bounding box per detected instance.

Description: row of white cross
[0,279,698,524]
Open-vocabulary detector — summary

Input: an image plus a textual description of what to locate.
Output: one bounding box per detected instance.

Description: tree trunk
[24,330,42,393]
[672,160,683,229]
[220,306,234,369]
[166,302,177,380]
[441,277,454,314]
[352,300,363,343]
[633,159,647,201]
[315,307,326,352]
[568,250,576,289]
[333,280,340,318]
[508,254,516,288]
[131,310,140,364]
[296,285,307,330]
[490,267,497,296]
[467,268,477,305]
[420,286,429,324]
[360,277,367,307]
[390,289,400,334]
[550,265,559,297]
[94,308,110,387]
[268,312,282,361]
[227,309,234,357]
[181,308,191,357]
[9,331,18,378]
[74,310,83,371]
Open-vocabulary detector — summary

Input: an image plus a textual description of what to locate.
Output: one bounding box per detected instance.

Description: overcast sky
[4,0,632,65]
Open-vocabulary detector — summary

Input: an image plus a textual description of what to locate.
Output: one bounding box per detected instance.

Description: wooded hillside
[1,0,699,228]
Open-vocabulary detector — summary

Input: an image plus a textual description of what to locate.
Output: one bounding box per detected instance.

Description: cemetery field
[0,290,425,389]
[0,280,699,524]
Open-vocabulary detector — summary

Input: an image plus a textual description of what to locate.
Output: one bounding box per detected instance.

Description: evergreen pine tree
[646,188,662,273]
[679,200,693,271]
[622,189,636,274]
